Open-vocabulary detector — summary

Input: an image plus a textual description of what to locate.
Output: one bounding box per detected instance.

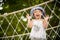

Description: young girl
[26,6,49,40]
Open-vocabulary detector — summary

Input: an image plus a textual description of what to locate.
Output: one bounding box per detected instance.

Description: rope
[0,0,60,39]
[0,25,60,39]
[0,0,54,17]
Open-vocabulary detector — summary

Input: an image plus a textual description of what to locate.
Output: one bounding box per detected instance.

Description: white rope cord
[1,12,29,38]
[52,1,59,39]
[57,0,60,4]
[0,25,60,39]
[39,0,60,39]
[46,2,60,20]
[0,0,54,17]
[0,0,60,40]
[45,0,60,39]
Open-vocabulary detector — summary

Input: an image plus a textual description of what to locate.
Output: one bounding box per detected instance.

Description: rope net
[0,0,60,40]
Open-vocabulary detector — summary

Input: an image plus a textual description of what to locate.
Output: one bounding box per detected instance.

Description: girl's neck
[35,18,41,20]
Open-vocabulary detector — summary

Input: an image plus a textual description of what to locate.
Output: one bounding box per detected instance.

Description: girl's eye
[34,11,37,13]
[33,10,42,14]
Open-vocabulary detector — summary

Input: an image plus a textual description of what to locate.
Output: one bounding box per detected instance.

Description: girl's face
[33,10,42,19]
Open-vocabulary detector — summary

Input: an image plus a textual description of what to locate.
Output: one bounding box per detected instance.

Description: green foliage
[0,0,60,40]
[2,0,49,13]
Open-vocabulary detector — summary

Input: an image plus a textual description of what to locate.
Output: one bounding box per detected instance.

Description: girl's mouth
[36,15,40,16]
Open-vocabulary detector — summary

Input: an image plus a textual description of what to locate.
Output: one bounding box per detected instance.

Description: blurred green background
[0,0,60,40]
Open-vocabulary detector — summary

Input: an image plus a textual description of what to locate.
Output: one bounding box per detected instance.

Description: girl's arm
[43,19,48,29]
[27,19,33,28]
[43,15,49,29]
[26,14,33,28]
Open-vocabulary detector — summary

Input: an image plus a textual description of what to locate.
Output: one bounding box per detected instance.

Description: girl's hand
[26,14,33,28]
[43,15,49,28]
[26,14,31,20]
[45,15,49,21]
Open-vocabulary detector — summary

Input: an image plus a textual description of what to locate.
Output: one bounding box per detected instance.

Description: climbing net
[0,0,60,40]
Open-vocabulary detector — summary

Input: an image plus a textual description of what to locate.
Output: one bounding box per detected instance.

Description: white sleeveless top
[30,20,46,39]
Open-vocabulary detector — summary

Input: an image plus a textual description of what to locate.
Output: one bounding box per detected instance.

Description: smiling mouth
[36,15,40,16]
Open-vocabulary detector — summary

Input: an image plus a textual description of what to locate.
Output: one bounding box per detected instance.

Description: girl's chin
[35,17,40,19]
